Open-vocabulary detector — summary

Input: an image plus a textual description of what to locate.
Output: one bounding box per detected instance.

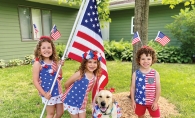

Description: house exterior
[109,0,185,46]
[0,0,79,61]
[0,0,185,61]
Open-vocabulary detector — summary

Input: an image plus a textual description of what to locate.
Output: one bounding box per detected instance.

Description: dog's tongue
[100,107,107,112]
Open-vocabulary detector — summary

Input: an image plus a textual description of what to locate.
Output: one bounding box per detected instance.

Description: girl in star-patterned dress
[130,46,161,118]
[32,36,64,118]
[61,50,102,118]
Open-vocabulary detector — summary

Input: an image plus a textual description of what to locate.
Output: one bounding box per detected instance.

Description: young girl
[61,50,102,118]
[130,46,161,118]
[32,36,64,118]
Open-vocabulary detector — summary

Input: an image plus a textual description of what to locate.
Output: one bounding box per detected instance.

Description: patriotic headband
[39,36,57,41]
[82,50,102,61]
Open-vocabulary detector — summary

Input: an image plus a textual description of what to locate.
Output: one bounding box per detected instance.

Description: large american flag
[65,0,108,102]
[50,24,61,40]
[155,31,170,46]
[132,31,141,45]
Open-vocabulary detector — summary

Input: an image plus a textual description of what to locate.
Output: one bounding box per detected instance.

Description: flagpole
[137,31,143,46]
[39,0,87,118]
[154,31,160,41]
[61,0,88,60]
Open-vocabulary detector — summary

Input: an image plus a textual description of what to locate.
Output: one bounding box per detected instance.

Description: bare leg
[78,112,86,118]
[46,105,55,118]
[54,103,64,118]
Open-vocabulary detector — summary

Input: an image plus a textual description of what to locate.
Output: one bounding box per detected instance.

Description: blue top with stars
[39,61,60,97]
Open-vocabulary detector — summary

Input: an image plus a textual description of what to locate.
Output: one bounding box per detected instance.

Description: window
[131,16,134,34]
[18,7,52,41]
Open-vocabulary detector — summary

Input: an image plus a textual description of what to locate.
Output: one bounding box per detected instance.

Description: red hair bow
[39,36,53,41]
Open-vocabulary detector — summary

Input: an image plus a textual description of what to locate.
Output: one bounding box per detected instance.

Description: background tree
[162,0,195,9]
[132,0,149,74]
[58,0,111,24]
[166,6,195,59]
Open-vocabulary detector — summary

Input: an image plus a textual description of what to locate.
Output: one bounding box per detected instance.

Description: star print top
[135,69,156,105]
[62,74,95,111]
[39,60,62,97]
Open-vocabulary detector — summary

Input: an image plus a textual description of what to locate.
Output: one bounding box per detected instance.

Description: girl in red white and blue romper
[61,50,102,118]
[130,46,161,118]
[32,36,64,118]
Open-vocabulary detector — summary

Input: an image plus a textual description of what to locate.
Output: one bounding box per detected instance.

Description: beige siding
[0,0,77,61]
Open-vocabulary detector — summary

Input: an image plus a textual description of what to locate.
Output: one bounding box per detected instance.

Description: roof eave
[109,1,162,11]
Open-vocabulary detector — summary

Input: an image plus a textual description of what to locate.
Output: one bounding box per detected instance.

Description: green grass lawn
[0,60,195,118]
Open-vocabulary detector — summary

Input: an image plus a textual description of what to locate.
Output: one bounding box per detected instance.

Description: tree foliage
[58,0,111,23]
[162,0,195,9]
[166,6,195,56]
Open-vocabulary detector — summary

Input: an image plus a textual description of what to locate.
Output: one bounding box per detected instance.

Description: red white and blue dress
[39,60,63,105]
[135,69,156,105]
[62,74,95,114]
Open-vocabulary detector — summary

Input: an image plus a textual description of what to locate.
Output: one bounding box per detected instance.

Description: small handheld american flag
[50,24,61,40]
[33,24,39,38]
[132,31,141,45]
[155,31,170,46]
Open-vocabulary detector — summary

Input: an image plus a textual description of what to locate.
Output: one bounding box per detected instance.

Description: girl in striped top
[130,46,161,118]
[62,50,102,118]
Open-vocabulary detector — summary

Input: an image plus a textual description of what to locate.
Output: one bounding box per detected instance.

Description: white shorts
[64,103,86,114]
[42,94,62,105]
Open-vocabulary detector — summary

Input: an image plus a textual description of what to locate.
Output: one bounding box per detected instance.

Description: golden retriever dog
[93,90,121,118]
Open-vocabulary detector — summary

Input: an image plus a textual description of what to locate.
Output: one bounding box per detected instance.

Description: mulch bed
[113,92,180,118]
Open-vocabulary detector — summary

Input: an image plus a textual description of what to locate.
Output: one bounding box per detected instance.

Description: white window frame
[18,6,52,41]
[131,16,134,34]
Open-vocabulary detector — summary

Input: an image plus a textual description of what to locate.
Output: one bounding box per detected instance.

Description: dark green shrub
[56,43,66,58]
[0,59,6,68]
[166,7,195,57]
[7,59,23,67]
[23,55,34,65]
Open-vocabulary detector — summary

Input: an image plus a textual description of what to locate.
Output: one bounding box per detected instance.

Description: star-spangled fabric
[66,0,108,104]
[135,69,156,105]
[62,74,95,114]
[39,61,62,97]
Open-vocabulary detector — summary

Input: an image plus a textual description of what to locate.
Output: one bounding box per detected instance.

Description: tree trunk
[132,0,149,74]
[129,0,149,97]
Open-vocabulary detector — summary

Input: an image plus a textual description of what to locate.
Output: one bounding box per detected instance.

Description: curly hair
[136,46,157,65]
[78,59,102,78]
[34,36,58,63]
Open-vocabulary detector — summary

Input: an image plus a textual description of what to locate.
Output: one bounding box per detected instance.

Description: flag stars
[87,13,91,16]
[90,18,93,22]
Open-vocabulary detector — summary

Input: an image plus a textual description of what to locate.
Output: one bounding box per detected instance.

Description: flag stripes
[145,70,156,105]
[155,31,170,46]
[65,0,108,103]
